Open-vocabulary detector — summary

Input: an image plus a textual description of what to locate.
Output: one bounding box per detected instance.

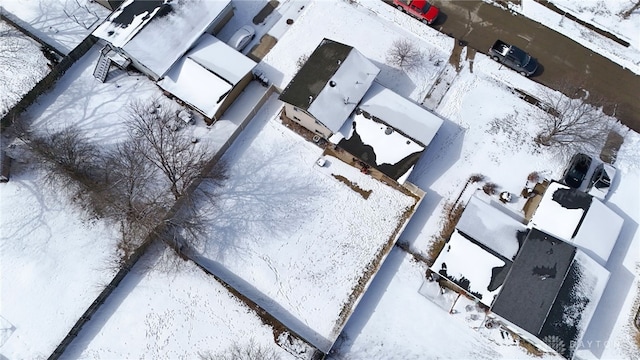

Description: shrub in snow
[482,182,498,195]
[199,339,281,360]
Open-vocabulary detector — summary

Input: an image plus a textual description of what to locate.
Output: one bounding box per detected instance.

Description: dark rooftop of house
[110,0,168,27]
[538,260,588,359]
[491,228,576,336]
[278,39,352,110]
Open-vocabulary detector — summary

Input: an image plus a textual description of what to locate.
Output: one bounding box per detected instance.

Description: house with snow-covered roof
[93,0,233,81]
[430,195,610,359]
[528,181,624,265]
[92,0,257,123]
[279,38,443,184]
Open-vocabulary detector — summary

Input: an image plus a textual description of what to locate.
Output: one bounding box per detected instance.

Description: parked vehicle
[561,153,592,189]
[229,25,255,51]
[393,0,439,25]
[488,39,538,77]
[587,163,616,200]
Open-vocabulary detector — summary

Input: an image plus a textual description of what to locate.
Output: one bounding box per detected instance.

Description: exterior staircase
[93,45,113,82]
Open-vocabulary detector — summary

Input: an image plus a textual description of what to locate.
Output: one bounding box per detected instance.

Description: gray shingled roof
[278,39,352,110]
[491,228,576,336]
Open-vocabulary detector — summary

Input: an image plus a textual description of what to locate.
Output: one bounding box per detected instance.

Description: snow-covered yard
[0,39,265,358]
[192,95,418,352]
[1,0,109,54]
[62,243,305,360]
[0,20,50,117]
[0,0,638,359]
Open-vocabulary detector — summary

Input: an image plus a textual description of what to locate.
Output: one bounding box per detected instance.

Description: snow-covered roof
[158,34,255,119]
[529,182,623,265]
[330,82,442,182]
[358,82,443,147]
[187,34,256,85]
[158,58,231,119]
[457,195,527,260]
[332,108,424,183]
[572,198,624,265]
[279,39,379,132]
[432,230,509,307]
[93,0,232,78]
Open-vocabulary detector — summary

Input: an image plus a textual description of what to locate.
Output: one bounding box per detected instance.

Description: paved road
[424,0,640,133]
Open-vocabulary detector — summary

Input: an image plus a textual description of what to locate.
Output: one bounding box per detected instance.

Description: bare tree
[127,98,210,200]
[19,125,109,215]
[199,339,281,360]
[386,38,423,71]
[534,80,612,158]
[103,139,171,262]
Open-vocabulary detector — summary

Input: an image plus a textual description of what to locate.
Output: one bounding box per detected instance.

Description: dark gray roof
[110,1,168,27]
[491,228,576,336]
[278,39,352,110]
[538,260,587,359]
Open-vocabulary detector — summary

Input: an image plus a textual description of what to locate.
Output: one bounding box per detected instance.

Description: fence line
[0,19,97,130]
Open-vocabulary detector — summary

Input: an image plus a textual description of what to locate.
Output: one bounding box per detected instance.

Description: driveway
[424,0,640,133]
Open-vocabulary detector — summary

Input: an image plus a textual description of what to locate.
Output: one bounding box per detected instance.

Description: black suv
[561,153,592,189]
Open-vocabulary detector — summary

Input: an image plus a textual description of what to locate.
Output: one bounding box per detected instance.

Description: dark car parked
[561,153,592,189]
[488,40,538,77]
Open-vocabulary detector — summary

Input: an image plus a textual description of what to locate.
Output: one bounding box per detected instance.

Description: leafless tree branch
[386,38,423,71]
[534,78,613,159]
[126,98,210,200]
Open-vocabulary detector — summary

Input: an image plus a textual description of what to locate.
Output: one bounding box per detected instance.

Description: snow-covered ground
[1,0,638,359]
[192,95,417,352]
[63,242,302,360]
[0,162,120,359]
[0,0,109,54]
[0,20,50,117]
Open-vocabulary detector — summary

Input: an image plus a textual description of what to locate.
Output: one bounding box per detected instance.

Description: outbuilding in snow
[158,34,256,124]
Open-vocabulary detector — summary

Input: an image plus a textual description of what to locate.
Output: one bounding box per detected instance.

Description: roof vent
[337,60,342,65]
[385,127,393,135]
[329,80,336,87]
[308,96,313,105]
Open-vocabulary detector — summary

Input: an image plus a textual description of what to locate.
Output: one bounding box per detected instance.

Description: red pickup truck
[393,0,440,25]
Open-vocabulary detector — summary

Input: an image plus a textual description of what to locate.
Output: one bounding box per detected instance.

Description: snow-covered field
[1,0,638,359]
